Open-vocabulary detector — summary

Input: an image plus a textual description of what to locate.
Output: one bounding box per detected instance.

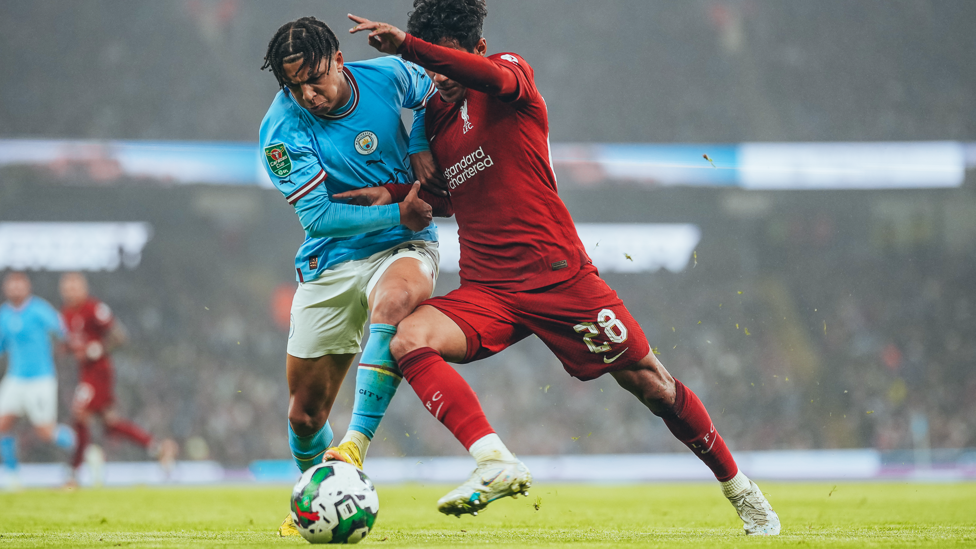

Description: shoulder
[260,90,312,148]
[88,299,113,323]
[30,297,57,315]
[490,52,534,75]
[348,56,410,80]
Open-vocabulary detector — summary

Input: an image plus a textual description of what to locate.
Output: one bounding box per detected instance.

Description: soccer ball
[290,461,380,544]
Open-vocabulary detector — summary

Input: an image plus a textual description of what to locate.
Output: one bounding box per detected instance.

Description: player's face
[282,52,350,116]
[2,273,30,305]
[59,273,88,306]
[427,37,488,104]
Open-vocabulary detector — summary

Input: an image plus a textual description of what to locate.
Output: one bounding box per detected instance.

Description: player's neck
[326,69,354,117]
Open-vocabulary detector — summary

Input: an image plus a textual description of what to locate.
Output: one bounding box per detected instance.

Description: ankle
[340,430,371,458]
[468,433,516,464]
[721,470,750,498]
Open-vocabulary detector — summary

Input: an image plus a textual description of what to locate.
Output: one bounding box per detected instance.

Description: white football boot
[437,459,532,517]
[727,479,781,535]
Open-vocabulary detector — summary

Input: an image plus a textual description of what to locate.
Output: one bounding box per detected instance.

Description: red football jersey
[402,36,589,291]
[62,297,114,368]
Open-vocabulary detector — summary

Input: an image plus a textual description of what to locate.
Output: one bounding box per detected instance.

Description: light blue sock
[348,324,402,439]
[54,424,76,451]
[0,435,17,471]
[288,421,333,473]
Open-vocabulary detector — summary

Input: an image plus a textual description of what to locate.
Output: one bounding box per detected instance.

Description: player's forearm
[383,184,453,218]
[408,109,430,155]
[299,201,401,238]
[398,34,518,97]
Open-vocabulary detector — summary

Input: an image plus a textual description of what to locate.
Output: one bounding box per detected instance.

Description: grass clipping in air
[0,482,974,547]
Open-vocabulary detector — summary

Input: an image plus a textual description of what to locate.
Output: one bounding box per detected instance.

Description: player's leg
[27,377,75,452]
[328,244,439,467]
[611,357,780,535]
[287,352,355,471]
[391,300,532,516]
[0,376,21,484]
[69,385,94,484]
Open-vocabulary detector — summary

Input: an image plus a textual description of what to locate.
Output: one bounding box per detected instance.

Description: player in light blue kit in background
[259,16,452,536]
[0,272,76,490]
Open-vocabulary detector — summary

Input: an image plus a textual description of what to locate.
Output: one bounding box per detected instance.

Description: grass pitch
[1,482,974,548]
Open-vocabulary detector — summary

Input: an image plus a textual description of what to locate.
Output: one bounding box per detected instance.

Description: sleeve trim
[286,169,327,205]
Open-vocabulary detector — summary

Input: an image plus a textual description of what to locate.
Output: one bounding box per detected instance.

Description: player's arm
[395,58,449,196]
[349,15,519,99]
[334,181,451,218]
[262,120,431,234]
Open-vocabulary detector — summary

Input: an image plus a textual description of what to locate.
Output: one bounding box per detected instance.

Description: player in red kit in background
[59,273,177,486]
[342,0,779,536]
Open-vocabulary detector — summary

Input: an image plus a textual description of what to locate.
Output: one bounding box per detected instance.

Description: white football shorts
[287,240,440,358]
[0,375,58,425]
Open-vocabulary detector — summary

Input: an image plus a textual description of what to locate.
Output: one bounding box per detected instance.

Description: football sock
[53,423,76,451]
[105,419,153,448]
[289,421,333,473]
[662,379,738,482]
[721,470,751,497]
[398,347,495,450]
[468,433,516,464]
[0,435,16,471]
[346,324,402,457]
[71,421,89,469]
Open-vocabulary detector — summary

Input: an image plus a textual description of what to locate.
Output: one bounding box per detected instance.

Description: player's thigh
[366,242,439,326]
[24,377,58,427]
[393,286,528,363]
[525,266,651,381]
[0,376,23,424]
[288,265,370,359]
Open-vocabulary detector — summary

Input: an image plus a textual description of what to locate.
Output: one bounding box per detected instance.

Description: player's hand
[348,14,406,55]
[398,182,433,232]
[410,151,449,196]
[333,186,393,206]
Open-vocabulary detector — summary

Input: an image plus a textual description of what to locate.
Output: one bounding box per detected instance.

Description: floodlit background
[1,0,975,480]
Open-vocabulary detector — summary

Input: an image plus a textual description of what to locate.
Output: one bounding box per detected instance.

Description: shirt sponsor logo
[460,99,473,134]
[354,130,378,155]
[443,146,494,190]
[264,143,292,177]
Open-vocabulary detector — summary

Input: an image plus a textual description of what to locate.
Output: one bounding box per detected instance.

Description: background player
[60,272,177,487]
[259,16,452,536]
[0,272,76,490]
[345,1,779,535]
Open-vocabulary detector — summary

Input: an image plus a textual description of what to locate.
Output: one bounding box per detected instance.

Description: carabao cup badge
[355,131,378,155]
[264,143,293,177]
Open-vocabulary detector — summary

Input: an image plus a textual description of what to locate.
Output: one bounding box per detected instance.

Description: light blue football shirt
[0,296,65,379]
[259,56,438,282]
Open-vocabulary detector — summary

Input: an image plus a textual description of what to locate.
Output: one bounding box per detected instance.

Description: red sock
[71,420,89,469]
[663,380,738,482]
[398,347,495,450]
[106,420,153,449]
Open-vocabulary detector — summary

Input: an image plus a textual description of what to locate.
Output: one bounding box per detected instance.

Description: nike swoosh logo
[429,134,437,142]
[603,347,629,364]
[481,470,502,486]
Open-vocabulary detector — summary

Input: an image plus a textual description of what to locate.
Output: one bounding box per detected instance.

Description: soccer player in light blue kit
[259,17,451,535]
[0,272,76,490]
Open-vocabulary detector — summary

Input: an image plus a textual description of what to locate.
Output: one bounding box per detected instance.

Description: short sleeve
[395,59,437,111]
[259,101,328,206]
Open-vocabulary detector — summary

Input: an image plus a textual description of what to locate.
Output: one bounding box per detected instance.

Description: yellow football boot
[277,513,301,537]
[323,440,364,470]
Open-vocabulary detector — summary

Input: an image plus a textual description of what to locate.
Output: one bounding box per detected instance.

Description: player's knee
[389,319,429,363]
[288,400,328,436]
[370,286,414,326]
[614,367,675,416]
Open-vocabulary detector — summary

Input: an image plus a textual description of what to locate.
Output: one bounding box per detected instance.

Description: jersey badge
[501,54,519,65]
[355,131,378,155]
[460,99,473,134]
[308,256,318,270]
[264,143,293,177]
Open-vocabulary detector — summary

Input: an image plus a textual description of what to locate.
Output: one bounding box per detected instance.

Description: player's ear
[334,50,344,73]
[475,37,487,57]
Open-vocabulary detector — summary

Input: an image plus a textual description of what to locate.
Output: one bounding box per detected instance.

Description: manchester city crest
[354,130,378,155]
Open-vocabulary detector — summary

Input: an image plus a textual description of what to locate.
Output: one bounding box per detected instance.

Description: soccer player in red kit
[60,273,177,485]
[343,0,779,535]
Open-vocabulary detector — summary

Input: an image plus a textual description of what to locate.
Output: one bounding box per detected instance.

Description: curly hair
[261,17,340,88]
[407,0,487,51]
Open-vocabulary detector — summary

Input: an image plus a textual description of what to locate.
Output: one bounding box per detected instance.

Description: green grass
[1,482,974,547]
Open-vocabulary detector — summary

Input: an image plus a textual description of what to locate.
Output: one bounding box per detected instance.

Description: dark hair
[262,16,340,88]
[407,0,487,51]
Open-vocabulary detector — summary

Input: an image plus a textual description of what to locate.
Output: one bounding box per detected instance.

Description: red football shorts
[73,362,115,413]
[424,264,650,380]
